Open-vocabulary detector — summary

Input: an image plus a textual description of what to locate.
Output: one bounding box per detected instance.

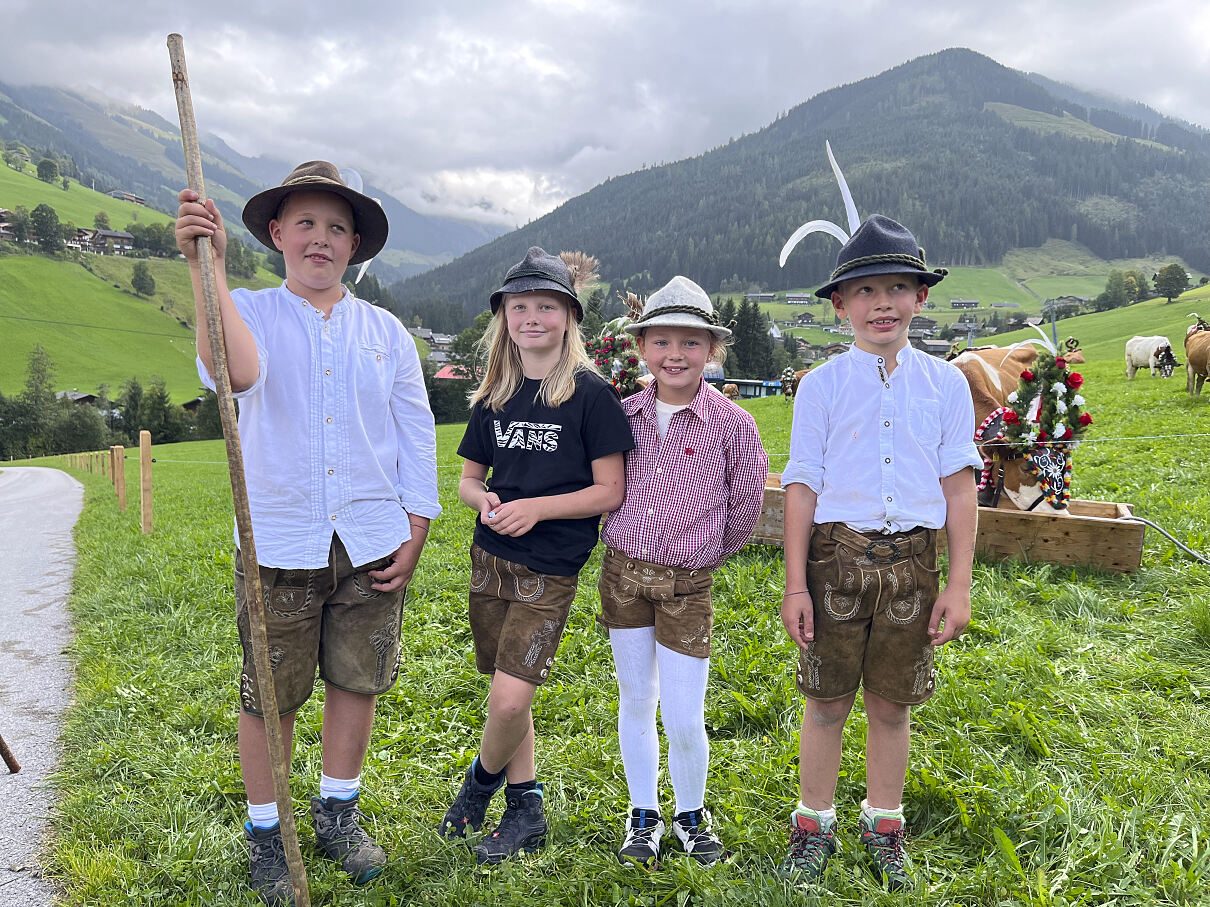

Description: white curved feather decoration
[826,140,861,234]
[779,220,850,268]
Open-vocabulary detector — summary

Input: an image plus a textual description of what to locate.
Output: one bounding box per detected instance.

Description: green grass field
[0,161,175,232]
[17,340,1210,904]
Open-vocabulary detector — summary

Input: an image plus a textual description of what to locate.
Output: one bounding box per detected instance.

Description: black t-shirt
[458,369,635,576]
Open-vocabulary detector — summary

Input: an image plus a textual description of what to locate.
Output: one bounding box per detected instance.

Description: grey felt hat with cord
[625,275,732,341]
[489,246,584,321]
[241,160,389,266]
[813,214,947,299]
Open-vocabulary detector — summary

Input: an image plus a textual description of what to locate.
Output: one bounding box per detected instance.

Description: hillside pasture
[0,160,175,231]
[25,345,1210,905]
[0,256,201,399]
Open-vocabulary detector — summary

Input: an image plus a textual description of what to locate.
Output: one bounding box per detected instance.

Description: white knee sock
[656,643,710,815]
[609,627,660,809]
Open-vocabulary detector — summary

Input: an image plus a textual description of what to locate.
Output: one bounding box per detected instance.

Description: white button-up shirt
[198,282,441,568]
[781,344,982,533]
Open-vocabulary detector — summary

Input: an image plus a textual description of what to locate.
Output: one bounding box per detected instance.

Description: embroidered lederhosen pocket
[616,557,675,605]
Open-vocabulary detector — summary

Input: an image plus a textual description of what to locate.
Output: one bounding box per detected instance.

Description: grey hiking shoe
[244,822,295,906]
[474,784,547,864]
[310,794,387,885]
[671,808,726,865]
[618,808,664,867]
[440,761,506,839]
[778,811,838,883]
[859,811,913,891]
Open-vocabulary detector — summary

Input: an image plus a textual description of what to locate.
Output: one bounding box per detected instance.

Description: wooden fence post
[140,431,153,534]
[114,445,127,511]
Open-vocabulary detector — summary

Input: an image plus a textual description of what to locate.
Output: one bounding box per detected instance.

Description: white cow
[1125,335,1178,379]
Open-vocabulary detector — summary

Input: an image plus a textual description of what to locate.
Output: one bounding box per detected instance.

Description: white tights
[609,626,710,815]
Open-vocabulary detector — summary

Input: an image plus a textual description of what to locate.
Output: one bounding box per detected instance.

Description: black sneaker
[244,822,295,906]
[310,794,387,885]
[440,761,506,839]
[671,808,726,865]
[617,808,664,867]
[474,784,548,865]
[859,811,913,891]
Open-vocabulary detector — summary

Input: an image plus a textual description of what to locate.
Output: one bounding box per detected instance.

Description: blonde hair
[635,326,730,364]
[469,297,596,411]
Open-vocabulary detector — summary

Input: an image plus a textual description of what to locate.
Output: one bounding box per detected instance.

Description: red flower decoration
[1066,372,1084,390]
[1003,410,1020,424]
[1063,427,1074,440]
[1055,356,1067,369]
[627,356,638,366]
[1037,429,1048,441]
[1021,369,1035,381]
[1078,412,1093,426]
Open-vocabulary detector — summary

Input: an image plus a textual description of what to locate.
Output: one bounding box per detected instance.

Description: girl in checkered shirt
[599,276,768,867]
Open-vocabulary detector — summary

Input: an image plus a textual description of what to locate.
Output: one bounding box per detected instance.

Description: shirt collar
[628,378,711,424]
[280,280,353,316]
[847,343,914,368]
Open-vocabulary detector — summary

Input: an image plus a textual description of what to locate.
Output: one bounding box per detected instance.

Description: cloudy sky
[5,1,1209,227]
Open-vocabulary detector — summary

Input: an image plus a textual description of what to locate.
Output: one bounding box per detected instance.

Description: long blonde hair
[469,298,596,411]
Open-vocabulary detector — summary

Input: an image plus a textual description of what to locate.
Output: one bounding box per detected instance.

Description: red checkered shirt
[601,380,769,569]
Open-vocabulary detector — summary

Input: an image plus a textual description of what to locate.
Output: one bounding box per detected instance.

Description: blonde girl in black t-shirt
[438,247,634,864]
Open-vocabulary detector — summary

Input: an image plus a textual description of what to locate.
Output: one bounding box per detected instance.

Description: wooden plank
[756,477,1143,573]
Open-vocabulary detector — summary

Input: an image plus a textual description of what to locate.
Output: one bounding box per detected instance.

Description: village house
[90,230,135,254]
[786,293,815,305]
[744,292,775,302]
[107,190,147,206]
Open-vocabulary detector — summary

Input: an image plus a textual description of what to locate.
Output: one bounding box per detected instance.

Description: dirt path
[0,467,83,907]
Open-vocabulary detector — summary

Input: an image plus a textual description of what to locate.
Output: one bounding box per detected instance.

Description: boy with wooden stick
[175,161,440,905]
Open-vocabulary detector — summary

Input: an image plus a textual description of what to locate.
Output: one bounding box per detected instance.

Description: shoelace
[625,820,661,847]
[863,827,907,869]
[677,813,717,849]
[787,825,834,871]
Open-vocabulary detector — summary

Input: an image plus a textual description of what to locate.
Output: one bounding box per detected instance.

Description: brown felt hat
[241,160,388,266]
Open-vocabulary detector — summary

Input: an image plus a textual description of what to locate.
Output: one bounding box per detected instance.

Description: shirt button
[325,369,332,376]
[647,508,654,515]
[887,496,893,502]
[642,550,649,557]
[885,457,891,464]
[877,357,884,364]
[376,354,382,360]
[884,421,891,427]
[884,383,890,388]
[330,514,337,521]
[326,417,333,424]
[327,469,334,475]
[323,326,329,333]
[656,468,662,474]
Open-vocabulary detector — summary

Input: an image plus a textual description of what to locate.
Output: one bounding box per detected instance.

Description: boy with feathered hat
[779,214,982,890]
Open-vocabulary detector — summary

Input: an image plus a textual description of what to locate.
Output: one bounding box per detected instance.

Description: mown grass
[0,161,175,232]
[23,344,1210,905]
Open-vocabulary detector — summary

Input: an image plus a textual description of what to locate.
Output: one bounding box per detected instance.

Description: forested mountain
[393,48,1210,326]
[0,82,503,279]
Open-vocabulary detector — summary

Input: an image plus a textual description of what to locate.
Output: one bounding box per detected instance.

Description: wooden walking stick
[0,731,20,773]
[166,34,310,906]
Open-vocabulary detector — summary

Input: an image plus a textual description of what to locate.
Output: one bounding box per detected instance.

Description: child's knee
[863,691,911,728]
[805,695,855,729]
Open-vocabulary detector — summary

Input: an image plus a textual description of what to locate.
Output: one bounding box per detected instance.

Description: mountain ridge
[392,48,1210,324]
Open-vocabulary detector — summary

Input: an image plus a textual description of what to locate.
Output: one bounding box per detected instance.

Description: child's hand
[781,590,814,649]
[369,536,423,593]
[482,498,543,537]
[478,492,501,523]
[175,189,227,263]
[927,585,970,646]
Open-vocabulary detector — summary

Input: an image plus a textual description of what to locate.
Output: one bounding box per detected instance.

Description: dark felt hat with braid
[814,214,947,299]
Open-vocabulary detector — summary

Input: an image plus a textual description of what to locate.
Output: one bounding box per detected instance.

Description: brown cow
[1185,315,1210,396]
[722,383,741,400]
[951,344,1075,512]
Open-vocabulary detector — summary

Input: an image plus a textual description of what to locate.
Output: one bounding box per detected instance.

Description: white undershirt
[654,397,687,439]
